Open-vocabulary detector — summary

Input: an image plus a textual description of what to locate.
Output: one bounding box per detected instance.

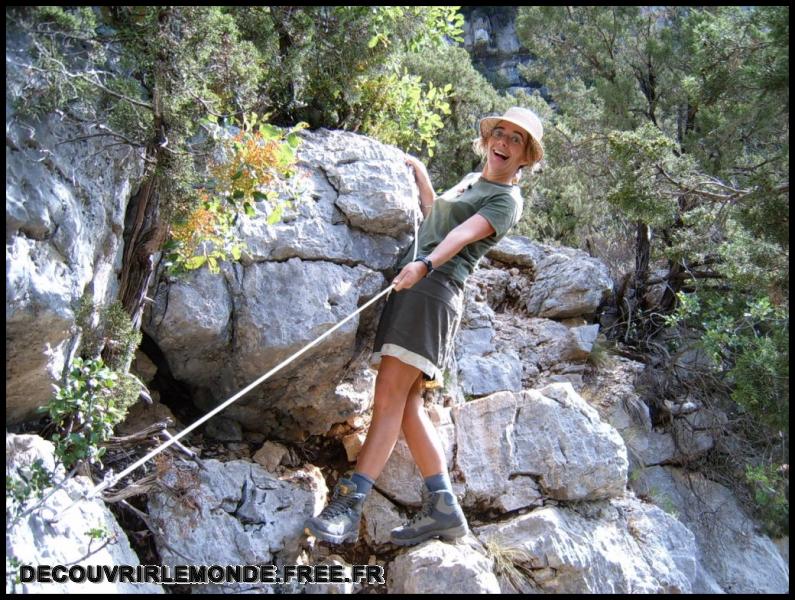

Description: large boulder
[474,494,699,593]
[143,129,420,440]
[374,383,628,514]
[6,434,163,594]
[454,383,628,511]
[145,258,385,440]
[147,458,325,594]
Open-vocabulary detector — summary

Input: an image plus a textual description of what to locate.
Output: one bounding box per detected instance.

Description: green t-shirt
[397,172,524,286]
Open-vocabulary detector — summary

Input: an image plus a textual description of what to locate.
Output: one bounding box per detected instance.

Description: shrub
[47,357,135,469]
[745,463,789,537]
[668,292,789,434]
[163,114,307,275]
[75,297,142,372]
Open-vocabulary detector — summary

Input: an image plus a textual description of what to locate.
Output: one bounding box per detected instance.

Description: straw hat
[478,106,544,164]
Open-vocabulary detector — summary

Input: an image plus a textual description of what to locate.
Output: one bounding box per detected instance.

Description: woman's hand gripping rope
[392,261,428,292]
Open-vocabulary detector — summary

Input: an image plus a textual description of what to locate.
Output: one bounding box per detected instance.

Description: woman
[304,107,544,546]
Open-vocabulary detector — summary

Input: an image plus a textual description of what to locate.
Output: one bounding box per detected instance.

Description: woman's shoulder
[482,186,523,226]
[481,182,523,208]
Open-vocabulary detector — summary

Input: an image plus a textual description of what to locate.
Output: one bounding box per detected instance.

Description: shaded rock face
[631,466,790,594]
[6,31,145,424]
[453,236,612,398]
[461,6,542,97]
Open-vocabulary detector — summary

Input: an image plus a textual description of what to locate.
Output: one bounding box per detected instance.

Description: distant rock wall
[461,6,544,97]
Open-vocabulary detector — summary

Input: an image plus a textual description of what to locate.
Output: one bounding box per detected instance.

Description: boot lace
[406,488,434,527]
[319,490,359,519]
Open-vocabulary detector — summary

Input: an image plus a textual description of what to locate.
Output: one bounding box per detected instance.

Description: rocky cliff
[461,6,544,97]
[6,28,145,424]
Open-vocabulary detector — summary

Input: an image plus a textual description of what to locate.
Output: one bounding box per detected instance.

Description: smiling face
[482,121,530,184]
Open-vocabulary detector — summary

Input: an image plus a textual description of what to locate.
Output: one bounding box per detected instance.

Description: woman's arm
[392,214,495,291]
[405,155,435,218]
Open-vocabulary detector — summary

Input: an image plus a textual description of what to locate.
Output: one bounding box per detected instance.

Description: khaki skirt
[371,270,465,384]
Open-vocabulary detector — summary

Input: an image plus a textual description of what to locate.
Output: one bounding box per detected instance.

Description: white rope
[47,183,422,519]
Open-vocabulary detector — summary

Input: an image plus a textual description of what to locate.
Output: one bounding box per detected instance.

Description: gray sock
[424,472,452,493]
[350,471,375,496]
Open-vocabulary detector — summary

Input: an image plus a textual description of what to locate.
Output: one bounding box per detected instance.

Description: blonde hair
[472,125,544,183]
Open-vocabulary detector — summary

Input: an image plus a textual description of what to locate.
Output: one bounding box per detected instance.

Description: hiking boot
[390,487,469,546]
[303,478,366,544]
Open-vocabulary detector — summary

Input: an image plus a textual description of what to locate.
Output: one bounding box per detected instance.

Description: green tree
[230,6,464,156]
[402,44,511,190]
[515,5,788,326]
[516,5,788,536]
[10,6,264,332]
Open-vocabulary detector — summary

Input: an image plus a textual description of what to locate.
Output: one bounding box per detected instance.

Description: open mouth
[492,149,509,163]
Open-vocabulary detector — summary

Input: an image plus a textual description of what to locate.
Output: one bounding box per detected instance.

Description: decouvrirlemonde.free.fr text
[18,564,386,586]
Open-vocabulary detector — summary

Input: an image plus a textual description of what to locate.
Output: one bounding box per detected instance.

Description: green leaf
[267,204,284,225]
[184,255,207,270]
[259,124,281,141]
[286,132,301,150]
[244,202,256,217]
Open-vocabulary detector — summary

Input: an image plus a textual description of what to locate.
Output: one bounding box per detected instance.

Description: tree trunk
[117,170,167,331]
[103,7,172,370]
[634,220,651,312]
[658,260,684,315]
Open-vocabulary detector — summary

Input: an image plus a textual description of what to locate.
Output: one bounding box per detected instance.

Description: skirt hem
[371,343,442,382]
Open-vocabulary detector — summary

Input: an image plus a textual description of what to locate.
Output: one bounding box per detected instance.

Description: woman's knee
[401,375,425,424]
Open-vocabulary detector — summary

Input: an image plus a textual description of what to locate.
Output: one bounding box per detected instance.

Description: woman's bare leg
[354,355,423,481]
[390,377,469,546]
[401,379,447,478]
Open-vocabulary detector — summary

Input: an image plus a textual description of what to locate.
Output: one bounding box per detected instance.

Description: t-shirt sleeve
[477,193,521,240]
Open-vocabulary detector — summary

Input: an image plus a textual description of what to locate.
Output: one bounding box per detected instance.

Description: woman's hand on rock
[405,154,429,179]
